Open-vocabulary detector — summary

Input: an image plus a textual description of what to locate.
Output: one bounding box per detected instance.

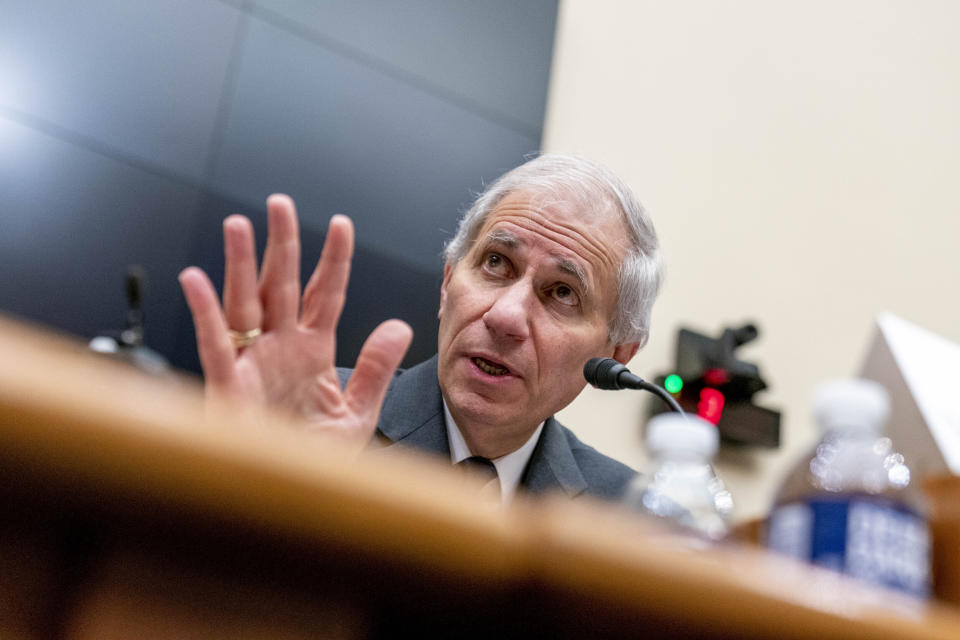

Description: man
[179,154,663,502]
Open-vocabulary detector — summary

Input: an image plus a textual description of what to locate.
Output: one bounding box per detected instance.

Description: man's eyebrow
[484,229,519,248]
[482,229,589,293]
[554,256,588,293]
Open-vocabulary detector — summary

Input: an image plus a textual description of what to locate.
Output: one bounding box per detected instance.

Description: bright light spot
[888,462,911,488]
[664,374,683,394]
[714,490,734,515]
[704,368,729,386]
[697,388,725,425]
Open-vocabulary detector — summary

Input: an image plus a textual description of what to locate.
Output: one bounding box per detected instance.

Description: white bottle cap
[645,413,719,459]
[812,378,890,434]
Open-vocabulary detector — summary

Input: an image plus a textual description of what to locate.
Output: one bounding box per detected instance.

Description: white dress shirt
[443,400,544,504]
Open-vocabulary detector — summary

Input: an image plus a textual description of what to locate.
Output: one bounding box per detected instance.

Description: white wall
[547,0,960,521]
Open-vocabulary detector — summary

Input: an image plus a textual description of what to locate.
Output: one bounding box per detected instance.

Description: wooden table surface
[2,315,960,640]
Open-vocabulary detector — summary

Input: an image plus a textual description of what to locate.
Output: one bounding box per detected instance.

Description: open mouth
[472,356,510,377]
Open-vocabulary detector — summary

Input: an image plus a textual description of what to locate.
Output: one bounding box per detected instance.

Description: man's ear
[612,341,641,365]
[438,261,453,320]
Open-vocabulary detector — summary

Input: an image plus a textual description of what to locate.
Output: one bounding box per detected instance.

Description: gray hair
[444,154,664,347]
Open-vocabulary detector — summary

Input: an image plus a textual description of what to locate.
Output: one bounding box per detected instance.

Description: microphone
[583,357,644,390]
[584,357,685,415]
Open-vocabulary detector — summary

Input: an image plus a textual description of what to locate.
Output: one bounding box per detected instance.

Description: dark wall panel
[210,16,540,273]
[252,0,558,135]
[0,0,240,181]
[0,116,201,359]
[0,1,557,377]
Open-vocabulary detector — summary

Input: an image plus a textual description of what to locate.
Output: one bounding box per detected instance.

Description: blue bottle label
[768,495,930,598]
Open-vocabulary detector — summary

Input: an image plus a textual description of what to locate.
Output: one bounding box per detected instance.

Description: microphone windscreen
[126,265,146,308]
[583,357,624,390]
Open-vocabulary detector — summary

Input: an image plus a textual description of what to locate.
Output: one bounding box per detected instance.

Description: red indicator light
[704,368,729,386]
[698,388,726,425]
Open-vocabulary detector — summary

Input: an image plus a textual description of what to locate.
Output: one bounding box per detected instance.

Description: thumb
[344,319,413,423]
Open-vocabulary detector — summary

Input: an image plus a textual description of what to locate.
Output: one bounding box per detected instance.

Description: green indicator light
[664,374,683,394]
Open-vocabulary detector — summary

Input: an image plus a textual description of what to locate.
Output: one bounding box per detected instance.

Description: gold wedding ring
[228,327,262,348]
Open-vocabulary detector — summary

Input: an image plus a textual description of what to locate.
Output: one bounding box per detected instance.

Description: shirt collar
[442,399,544,504]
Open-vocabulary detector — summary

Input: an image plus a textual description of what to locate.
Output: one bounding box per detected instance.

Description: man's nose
[482,282,532,341]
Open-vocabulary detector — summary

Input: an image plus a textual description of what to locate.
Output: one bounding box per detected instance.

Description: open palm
[179,195,412,444]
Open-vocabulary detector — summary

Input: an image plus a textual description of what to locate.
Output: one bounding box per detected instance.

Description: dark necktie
[457,456,501,501]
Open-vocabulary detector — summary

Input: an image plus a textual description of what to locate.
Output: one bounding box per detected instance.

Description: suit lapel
[376,355,449,457]
[521,418,588,498]
[374,355,587,498]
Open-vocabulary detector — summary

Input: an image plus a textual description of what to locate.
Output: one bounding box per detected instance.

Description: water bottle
[623,413,734,540]
[766,378,931,597]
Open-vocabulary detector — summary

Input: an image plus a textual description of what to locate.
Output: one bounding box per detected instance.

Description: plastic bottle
[766,378,931,597]
[623,413,734,540]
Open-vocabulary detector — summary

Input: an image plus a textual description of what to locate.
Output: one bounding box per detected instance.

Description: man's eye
[551,284,579,307]
[483,252,509,274]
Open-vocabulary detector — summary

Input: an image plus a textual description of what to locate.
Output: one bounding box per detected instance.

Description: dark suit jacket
[338,355,636,501]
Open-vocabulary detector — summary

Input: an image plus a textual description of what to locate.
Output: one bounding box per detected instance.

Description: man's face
[437,191,638,456]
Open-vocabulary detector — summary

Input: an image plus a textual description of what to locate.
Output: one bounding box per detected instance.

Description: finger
[344,319,413,423]
[259,194,301,332]
[178,267,237,388]
[301,214,353,332]
[222,215,262,332]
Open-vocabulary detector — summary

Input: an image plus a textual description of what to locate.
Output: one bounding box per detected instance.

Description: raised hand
[178,194,412,445]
